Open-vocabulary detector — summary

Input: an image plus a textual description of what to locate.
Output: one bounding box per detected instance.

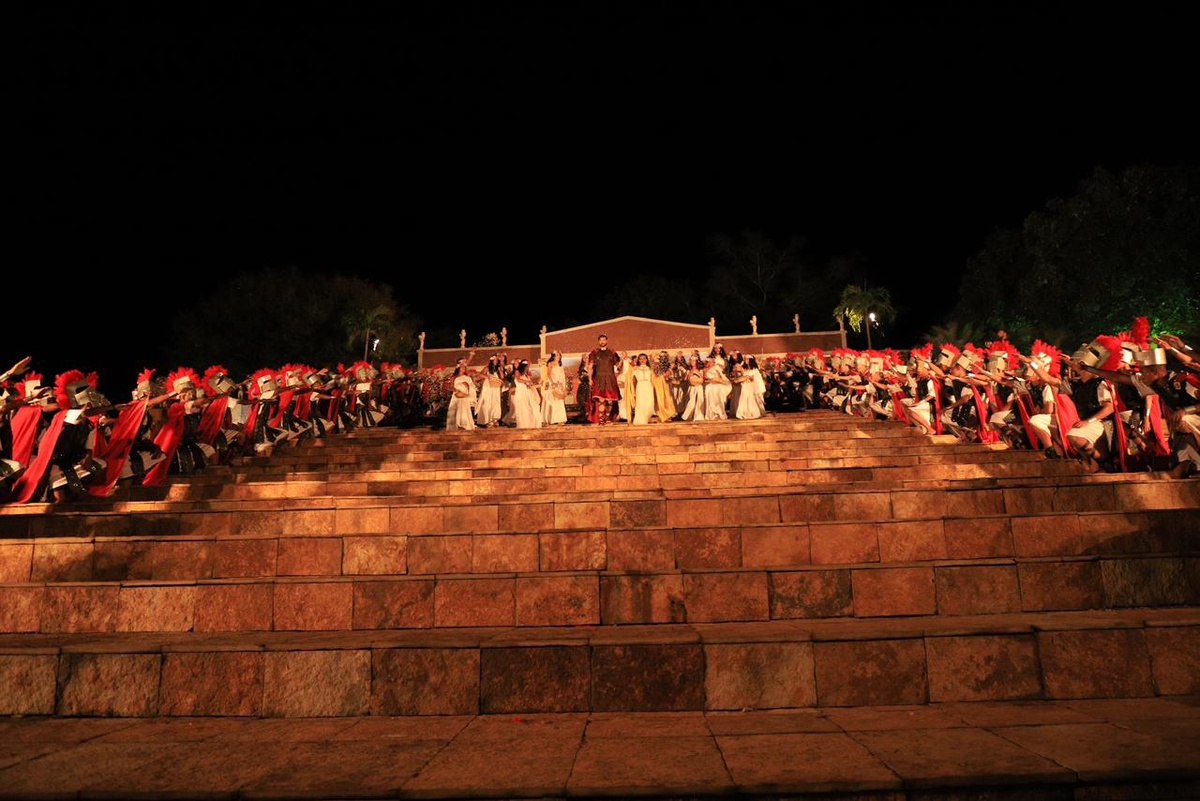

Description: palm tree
[343,305,394,362]
[834,283,895,348]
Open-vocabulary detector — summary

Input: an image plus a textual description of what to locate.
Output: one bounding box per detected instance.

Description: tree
[948,163,1199,348]
[834,283,896,348]
[703,229,836,333]
[344,304,394,362]
[166,267,420,378]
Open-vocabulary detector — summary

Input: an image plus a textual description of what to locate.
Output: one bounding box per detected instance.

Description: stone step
[3,553,1197,635]
[3,472,1195,538]
[2,608,1196,718]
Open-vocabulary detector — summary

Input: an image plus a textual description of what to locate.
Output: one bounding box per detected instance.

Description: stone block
[935,564,1021,615]
[926,634,1042,702]
[209,538,277,578]
[851,567,935,617]
[263,650,370,717]
[0,586,42,632]
[665,498,721,528]
[30,541,93,582]
[877,519,947,562]
[1145,626,1200,695]
[159,651,264,716]
[473,533,538,573]
[600,574,686,624]
[41,585,119,633]
[273,581,353,631]
[1038,628,1155,699]
[371,647,480,716]
[352,579,435,629]
[481,646,590,713]
[407,534,473,575]
[193,583,274,632]
[1102,557,1194,607]
[57,653,160,716]
[741,524,810,567]
[277,538,342,576]
[91,540,154,581]
[682,571,769,622]
[606,529,675,572]
[809,522,879,566]
[150,540,214,580]
[1018,561,1105,611]
[516,575,599,626]
[340,535,406,576]
[673,527,741,569]
[539,530,606,571]
[1011,514,1085,557]
[434,577,515,627]
[0,654,57,715]
[813,638,928,706]
[0,542,33,582]
[778,492,836,523]
[769,569,852,619]
[592,643,705,712]
[944,516,1013,559]
[554,501,607,530]
[610,499,667,528]
[704,641,817,710]
[116,585,196,632]
[388,504,442,535]
[444,503,499,534]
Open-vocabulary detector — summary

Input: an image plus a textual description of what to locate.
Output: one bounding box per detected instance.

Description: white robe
[631,365,656,425]
[513,378,543,429]
[542,363,569,425]
[475,373,504,426]
[446,374,476,430]
[735,368,766,419]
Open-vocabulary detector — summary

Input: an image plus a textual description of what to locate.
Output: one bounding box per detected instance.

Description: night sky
[12,1,1196,388]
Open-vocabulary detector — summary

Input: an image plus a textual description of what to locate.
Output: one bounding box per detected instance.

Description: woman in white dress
[627,353,657,425]
[511,360,543,429]
[445,357,477,431]
[735,355,767,420]
[677,354,706,422]
[474,356,505,427]
[614,354,630,422]
[703,356,731,420]
[541,351,569,425]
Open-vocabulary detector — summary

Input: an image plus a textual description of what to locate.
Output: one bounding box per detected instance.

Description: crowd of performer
[2,317,1198,503]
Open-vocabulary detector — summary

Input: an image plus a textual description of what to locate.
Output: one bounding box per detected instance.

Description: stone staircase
[1,411,1196,726]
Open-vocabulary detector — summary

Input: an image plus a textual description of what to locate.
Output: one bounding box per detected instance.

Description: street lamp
[866,312,876,350]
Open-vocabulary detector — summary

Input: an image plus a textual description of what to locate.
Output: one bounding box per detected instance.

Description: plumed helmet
[1073,335,1124,372]
[936,343,961,369]
[1136,347,1168,367]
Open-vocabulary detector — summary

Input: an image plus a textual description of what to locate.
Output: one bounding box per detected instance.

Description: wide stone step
[4,553,1197,635]
[1,608,1196,718]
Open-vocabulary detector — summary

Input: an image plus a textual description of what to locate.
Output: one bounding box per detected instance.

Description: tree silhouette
[834,283,896,348]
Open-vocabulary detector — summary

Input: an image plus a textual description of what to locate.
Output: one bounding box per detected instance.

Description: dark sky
[12,1,1196,389]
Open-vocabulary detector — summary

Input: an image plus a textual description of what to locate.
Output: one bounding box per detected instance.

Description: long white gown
[542,363,568,425]
[704,365,730,420]
[678,368,705,421]
[735,367,767,419]
[631,365,656,425]
[512,377,543,429]
[446,374,476,430]
[475,372,504,427]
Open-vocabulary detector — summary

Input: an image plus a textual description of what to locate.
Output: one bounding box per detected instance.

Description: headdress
[1029,340,1061,377]
[1073,335,1124,372]
[936,343,961,369]
[166,366,200,396]
[55,369,105,410]
[986,339,1020,373]
[202,365,237,395]
[248,367,280,400]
